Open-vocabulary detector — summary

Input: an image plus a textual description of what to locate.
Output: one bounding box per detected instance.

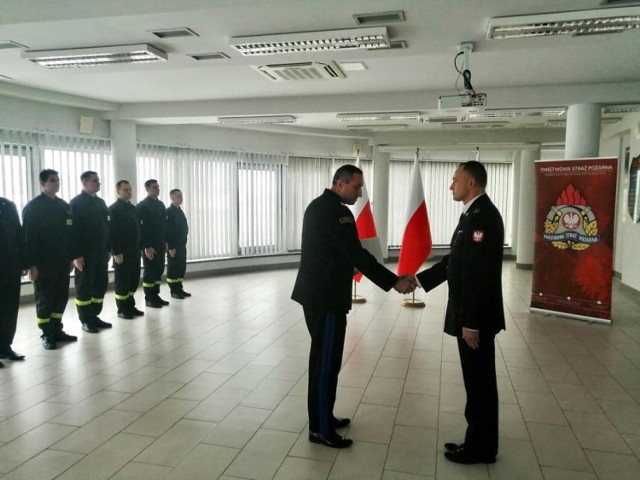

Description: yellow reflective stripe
[51,312,63,319]
[115,294,129,300]
[37,317,50,324]
[142,282,154,288]
[166,278,180,283]
[91,297,103,304]
[75,299,92,306]
[155,281,161,285]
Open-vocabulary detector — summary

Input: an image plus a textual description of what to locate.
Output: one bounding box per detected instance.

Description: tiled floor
[1,261,640,479]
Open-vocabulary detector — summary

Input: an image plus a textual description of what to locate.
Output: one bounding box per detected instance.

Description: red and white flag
[350,157,383,282]
[397,151,432,275]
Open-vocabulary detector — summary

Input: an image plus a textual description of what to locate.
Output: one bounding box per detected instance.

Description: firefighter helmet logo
[543,184,599,250]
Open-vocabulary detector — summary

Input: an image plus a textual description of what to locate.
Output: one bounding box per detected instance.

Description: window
[388,159,514,247]
[0,141,32,213]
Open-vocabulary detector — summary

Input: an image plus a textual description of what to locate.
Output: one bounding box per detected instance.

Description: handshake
[393,275,418,294]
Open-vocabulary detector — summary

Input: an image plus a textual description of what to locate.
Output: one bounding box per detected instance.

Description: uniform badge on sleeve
[472,230,484,243]
[339,216,354,224]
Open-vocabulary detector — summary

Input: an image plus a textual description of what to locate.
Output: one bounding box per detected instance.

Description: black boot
[40,324,57,350]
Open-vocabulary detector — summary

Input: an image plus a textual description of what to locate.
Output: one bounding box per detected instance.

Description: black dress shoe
[308,431,353,448]
[171,292,185,299]
[118,312,134,319]
[444,442,465,452]
[94,318,112,329]
[145,300,163,308]
[0,349,25,360]
[444,448,496,465]
[132,308,145,316]
[82,323,99,333]
[332,417,351,429]
[41,334,57,350]
[55,330,78,342]
[0,360,4,368]
[180,290,191,297]
[158,297,170,306]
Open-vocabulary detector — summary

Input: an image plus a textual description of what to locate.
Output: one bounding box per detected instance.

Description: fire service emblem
[543,184,599,250]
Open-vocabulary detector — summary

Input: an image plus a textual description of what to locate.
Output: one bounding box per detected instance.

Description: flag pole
[401,147,426,308]
[352,148,367,304]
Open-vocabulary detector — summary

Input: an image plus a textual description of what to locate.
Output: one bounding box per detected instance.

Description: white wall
[601,113,640,292]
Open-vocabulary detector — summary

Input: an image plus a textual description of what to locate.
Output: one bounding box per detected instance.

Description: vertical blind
[388,159,513,247]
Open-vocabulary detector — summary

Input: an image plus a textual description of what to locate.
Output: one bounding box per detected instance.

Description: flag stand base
[352,280,366,303]
[402,298,425,308]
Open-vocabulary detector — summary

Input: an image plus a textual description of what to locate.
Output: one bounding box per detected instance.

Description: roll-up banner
[531,158,618,324]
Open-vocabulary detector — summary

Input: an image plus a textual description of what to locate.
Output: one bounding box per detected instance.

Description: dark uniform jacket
[417,193,505,336]
[166,204,188,249]
[292,189,398,314]
[22,193,73,270]
[0,197,24,275]
[136,197,167,251]
[70,191,110,258]
[109,199,141,256]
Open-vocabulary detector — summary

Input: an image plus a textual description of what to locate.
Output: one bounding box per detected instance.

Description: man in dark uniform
[166,188,190,299]
[0,196,26,364]
[136,179,169,308]
[292,164,416,449]
[22,169,77,350]
[71,171,111,333]
[416,161,505,465]
[109,180,143,319]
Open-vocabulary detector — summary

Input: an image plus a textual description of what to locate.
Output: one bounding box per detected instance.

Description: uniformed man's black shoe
[117,312,135,319]
[332,417,351,429]
[180,290,192,297]
[55,331,78,342]
[444,442,465,452]
[308,431,353,448]
[444,448,496,465]
[0,348,26,360]
[171,292,185,299]
[82,323,99,333]
[158,297,170,306]
[41,334,57,350]
[145,300,163,308]
[0,360,4,368]
[132,308,145,316]
[94,318,112,329]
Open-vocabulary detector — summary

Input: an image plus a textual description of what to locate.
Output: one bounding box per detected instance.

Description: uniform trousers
[457,332,499,457]
[114,253,141,313]
[304,307,346,435]
[74,251,108,323]
[142,250,165,300]
[0,270,21,350]
[167,244,187,292]
[34,265,70,332]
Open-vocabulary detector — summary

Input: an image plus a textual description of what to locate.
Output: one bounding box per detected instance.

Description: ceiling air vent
[151,28,199,39]
[0,40,27,50]
[425,115,466,123]
[188,52,230,61]
[252,61,345,82]
[353,10,406,25]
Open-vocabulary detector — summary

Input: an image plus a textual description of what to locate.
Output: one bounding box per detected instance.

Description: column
[516,147,540,269]
[373,149,391,259]
[110,120,137,196]
[565,103,602,159]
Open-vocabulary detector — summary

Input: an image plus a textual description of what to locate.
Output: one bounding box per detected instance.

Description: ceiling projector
[439,93,487,110]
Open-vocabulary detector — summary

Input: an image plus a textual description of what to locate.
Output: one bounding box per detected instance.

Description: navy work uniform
[166,203,189,297]
[136,196,168,305]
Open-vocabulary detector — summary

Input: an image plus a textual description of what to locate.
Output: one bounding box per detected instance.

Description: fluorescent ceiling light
[603,103,640,113]
[442,121,508,129]
[347,124,407,131]
[339,61,368,71]
[469,108,565,119]
[217,115,296,125]
[23,44,167,69]
[337,111,421,122]
[488,6,640,39]
[230,27,389,56]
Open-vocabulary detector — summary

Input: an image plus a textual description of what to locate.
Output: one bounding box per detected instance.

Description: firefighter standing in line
[70,171,112,333]
[136,179,169,308]
[22,169,77,350]
[166,188,191,299]
[109,180,144,319]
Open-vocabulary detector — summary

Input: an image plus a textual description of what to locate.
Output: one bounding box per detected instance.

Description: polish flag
[397,151,432,275]
[350,158,383,282]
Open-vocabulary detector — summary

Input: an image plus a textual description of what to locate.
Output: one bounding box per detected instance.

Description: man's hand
[462,327,479,349]
[168,248,176,258]
[394,275,417,294]
[28,266,38,282]
[144,247,156,260]
[74,257,85,271]
[114,254,124,265]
